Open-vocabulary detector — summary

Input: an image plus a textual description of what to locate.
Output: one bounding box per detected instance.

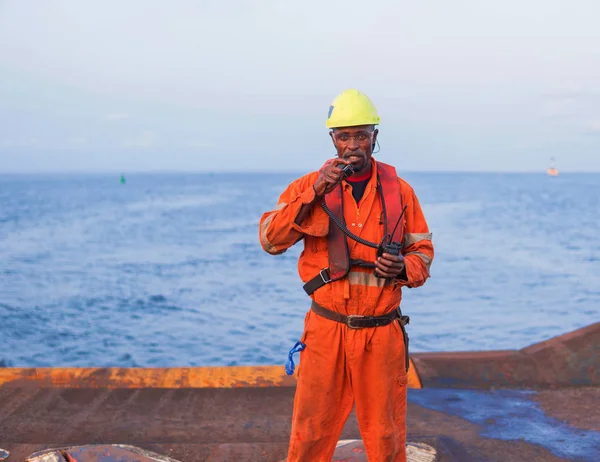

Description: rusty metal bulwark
[413,322,600,389]
[0,361,422,389]
[411,350,539,388]
[521,321,600,387]
[1,323,597,391]
[0,366,297,389]
[27,445,181,462]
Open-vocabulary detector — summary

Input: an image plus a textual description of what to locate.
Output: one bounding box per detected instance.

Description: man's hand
[313,159,351,197]
[375,253,406,279]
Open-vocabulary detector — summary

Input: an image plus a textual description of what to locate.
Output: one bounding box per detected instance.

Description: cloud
[67,136,87,145]
[186,141,218,149]
[1,138,39,148]
[105,113,130,120]
[586,120,600,133]
[541,88,600,138]
[123,130,155,147]
[542,97,577,119]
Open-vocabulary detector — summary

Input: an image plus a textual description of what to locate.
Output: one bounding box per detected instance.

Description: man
[259,89,434,462]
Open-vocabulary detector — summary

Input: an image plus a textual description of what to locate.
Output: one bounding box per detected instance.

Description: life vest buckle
[319,268,331,284]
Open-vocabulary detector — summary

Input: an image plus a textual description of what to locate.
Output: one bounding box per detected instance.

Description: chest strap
[303,260,375,295]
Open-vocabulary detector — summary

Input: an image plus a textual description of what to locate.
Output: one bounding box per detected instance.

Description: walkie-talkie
[339,163,355,179]
[375,205,408,278]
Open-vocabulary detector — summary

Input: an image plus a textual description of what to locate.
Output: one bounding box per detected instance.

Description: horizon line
[0,169,598,175]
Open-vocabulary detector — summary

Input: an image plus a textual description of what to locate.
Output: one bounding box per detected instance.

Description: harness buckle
[345,315,365,329]
[319,269,331,284]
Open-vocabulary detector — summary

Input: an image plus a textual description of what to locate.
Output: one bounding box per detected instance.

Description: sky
[1,0,599,173]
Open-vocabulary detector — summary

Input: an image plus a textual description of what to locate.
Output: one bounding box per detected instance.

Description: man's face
[330,125,379,175]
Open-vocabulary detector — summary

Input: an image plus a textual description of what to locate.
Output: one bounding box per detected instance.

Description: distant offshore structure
[120,174,126,184]
[547,157,559,177]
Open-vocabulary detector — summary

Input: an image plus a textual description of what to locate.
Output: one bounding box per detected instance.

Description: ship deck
[1,322,599,461]
[1,386,599,461]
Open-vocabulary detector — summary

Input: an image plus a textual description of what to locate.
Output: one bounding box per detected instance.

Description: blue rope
[285,341,306,375]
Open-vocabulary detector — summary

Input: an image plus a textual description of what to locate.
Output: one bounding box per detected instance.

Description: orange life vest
[303,161,404,295]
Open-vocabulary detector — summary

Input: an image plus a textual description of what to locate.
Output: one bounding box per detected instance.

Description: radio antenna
[390,205,407,240]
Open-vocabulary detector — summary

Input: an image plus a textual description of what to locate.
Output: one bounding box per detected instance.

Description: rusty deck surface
[1,323,599,461]
[1,386,599,461]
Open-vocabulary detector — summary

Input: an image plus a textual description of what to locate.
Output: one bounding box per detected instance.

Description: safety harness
[286,162,411,376]
[302,161,404,296]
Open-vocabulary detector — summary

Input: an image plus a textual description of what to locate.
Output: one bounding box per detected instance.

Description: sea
[1,172,599,367]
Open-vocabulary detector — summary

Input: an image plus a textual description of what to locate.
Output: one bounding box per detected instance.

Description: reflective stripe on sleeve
[405,251,432,272]
[403,232,432,247]
[260,203,287,255]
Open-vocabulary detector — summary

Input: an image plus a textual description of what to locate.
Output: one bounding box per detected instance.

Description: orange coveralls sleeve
[398,179,434,288]
[259,171,328,255]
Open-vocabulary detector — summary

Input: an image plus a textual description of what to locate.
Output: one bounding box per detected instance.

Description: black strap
[303,269,331,295]
[350,259,376,268]
[303,259,377,296]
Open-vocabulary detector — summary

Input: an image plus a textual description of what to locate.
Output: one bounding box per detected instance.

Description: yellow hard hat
[326,89,380,129]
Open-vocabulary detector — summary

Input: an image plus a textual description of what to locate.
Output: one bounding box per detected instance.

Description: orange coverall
[259,160,433,461]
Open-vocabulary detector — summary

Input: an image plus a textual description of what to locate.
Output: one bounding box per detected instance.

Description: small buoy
[120,174,126,184]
